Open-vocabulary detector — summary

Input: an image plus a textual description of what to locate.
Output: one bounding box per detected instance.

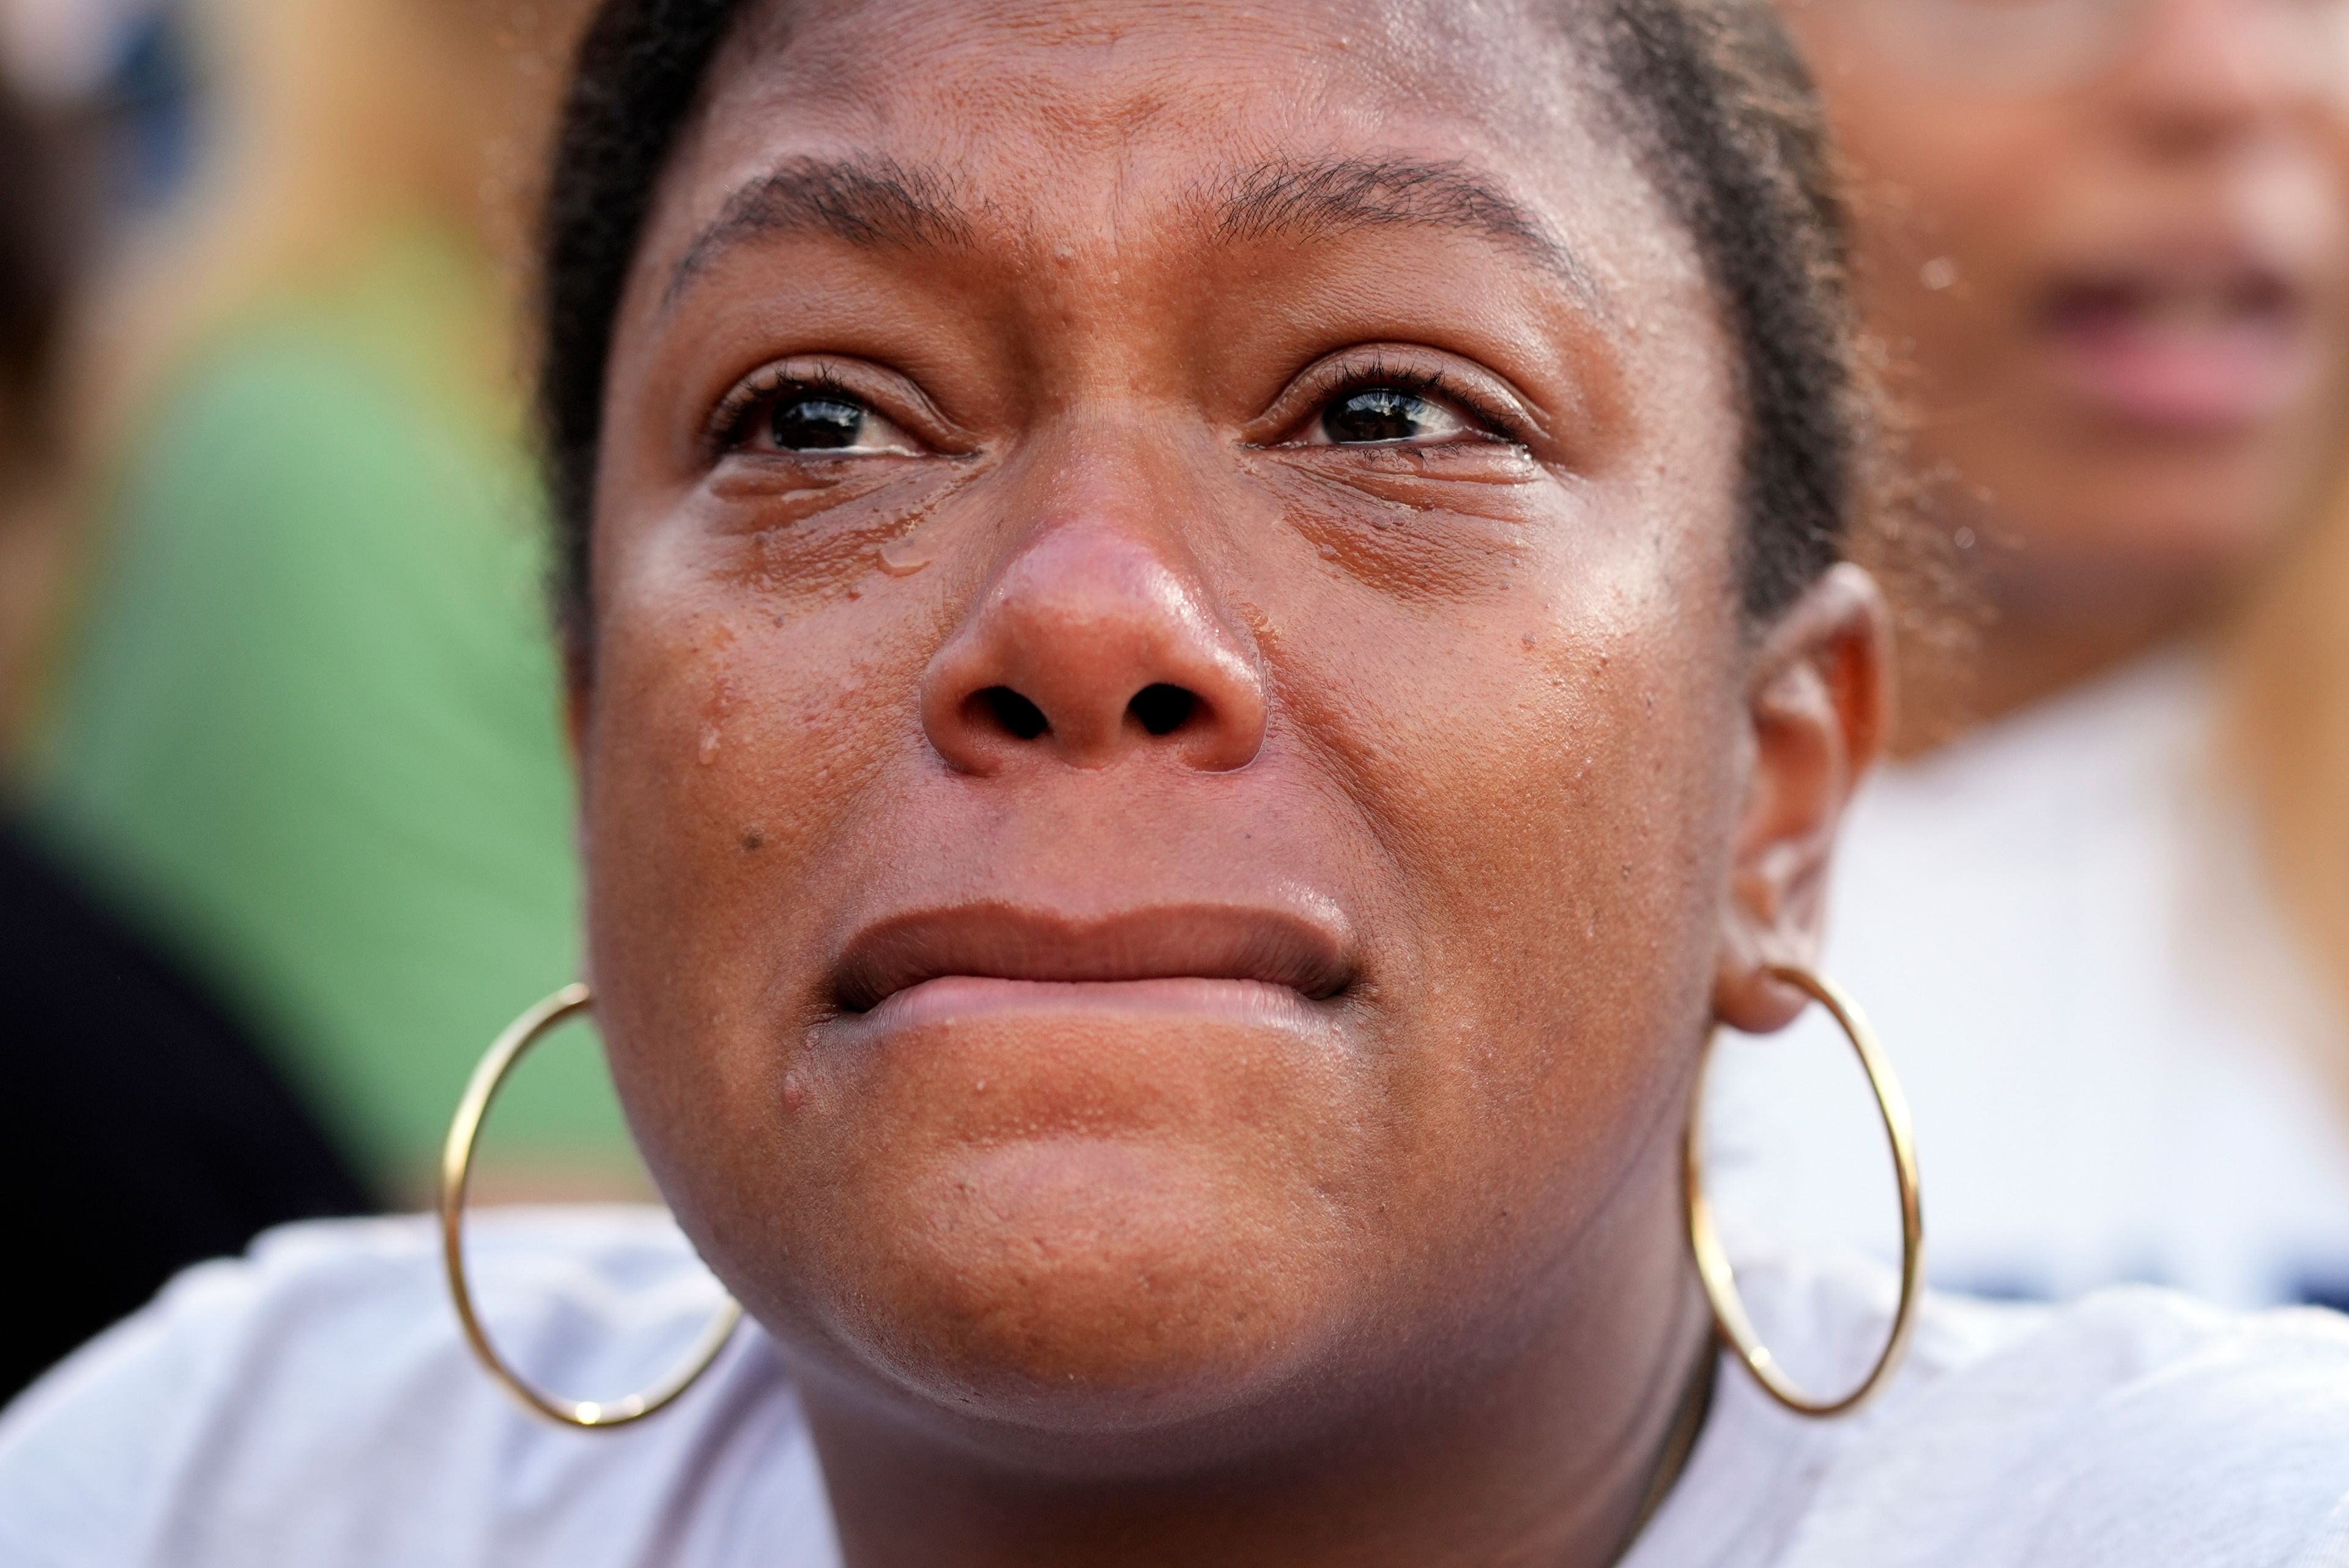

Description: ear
[1712,563,1893,1034]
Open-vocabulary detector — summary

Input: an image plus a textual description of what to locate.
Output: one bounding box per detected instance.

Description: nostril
[971,686,1050,741]
[1128,683,1198,738]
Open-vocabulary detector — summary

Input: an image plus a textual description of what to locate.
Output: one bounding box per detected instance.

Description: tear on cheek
[697,464,972,607]
[1285,497,1524,606]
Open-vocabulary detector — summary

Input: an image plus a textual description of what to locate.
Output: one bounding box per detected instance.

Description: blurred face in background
[1781,0,2349,711]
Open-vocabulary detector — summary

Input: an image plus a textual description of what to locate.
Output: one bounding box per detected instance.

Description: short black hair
[538,0,1865,648]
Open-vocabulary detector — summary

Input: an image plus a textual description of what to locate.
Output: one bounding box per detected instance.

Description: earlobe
[1712,563,1893,1035]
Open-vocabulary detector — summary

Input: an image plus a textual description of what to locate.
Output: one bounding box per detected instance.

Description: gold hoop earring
[440,982,743,1429]
[1685,964,1924,1418]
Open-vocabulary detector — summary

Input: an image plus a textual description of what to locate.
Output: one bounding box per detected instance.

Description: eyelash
[709,364,869,453]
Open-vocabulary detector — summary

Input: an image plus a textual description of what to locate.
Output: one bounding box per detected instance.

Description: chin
[720,1004,1380,1433]
[1980,445,2301,594]
[801,1131,1352,1444]
[2074,486,2292,590]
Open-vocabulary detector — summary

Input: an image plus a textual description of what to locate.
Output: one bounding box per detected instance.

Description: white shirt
[1707,651,2349,1308]
[2,1211,2347,1567]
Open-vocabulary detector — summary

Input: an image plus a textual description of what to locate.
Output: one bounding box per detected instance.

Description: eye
[714,370,926,458]
[765,391,918,454]
[1311,385,1479,446]
[771,394,870,450]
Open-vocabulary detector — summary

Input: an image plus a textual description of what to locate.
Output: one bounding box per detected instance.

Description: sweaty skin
[574,3,1887,1566]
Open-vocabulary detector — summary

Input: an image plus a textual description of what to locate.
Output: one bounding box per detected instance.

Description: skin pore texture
[573,3,1887,1565]
[1780,0,2349,742]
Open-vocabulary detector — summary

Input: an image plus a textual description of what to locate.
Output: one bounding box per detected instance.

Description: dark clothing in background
[0,819,374,1402]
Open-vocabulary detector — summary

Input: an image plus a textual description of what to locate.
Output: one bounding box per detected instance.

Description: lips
[2036,253,2317,432]
[831,901,1355,1016]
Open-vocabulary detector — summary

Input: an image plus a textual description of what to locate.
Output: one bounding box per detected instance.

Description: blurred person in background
[0,34,369,1404]
[1746,0,2349,1306]
[24,0,625,1200]
[0,0,193,730]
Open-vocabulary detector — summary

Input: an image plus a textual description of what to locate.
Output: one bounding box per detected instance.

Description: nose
[2117,0,2310,153]
[919,520,1268,774]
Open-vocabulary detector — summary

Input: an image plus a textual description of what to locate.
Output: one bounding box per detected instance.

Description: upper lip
[831,901,1356,1013]
[2038,232,2312,325]
[2041,264,2298,322]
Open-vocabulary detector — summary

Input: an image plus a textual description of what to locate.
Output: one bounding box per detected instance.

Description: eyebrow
[666,151,1600,309]
[665,155,975,306]
[1209,155,1605,307]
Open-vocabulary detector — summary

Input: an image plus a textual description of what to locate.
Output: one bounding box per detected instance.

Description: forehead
[717,0,1583,133]
[643,0,1687,300]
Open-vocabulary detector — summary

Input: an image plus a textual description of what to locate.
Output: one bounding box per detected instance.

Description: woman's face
[1783,0,2349,614]
[579,0,1878,1460]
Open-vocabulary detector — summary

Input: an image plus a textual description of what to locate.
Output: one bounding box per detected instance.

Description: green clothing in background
[35,229,626,1189]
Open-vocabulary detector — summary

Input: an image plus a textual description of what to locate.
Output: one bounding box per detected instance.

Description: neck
[802,1175,1714,1568]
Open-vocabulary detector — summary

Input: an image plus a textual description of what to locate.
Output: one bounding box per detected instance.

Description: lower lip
[852,975,1324,1035]
[2042,308,2316,433]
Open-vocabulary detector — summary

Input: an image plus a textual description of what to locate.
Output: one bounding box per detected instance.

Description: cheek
[1256,506,1744,1295]
[1842,125,2039,369]
[580,465,960,917]
[1803,54,2054,367]
[576,546,932,1218]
